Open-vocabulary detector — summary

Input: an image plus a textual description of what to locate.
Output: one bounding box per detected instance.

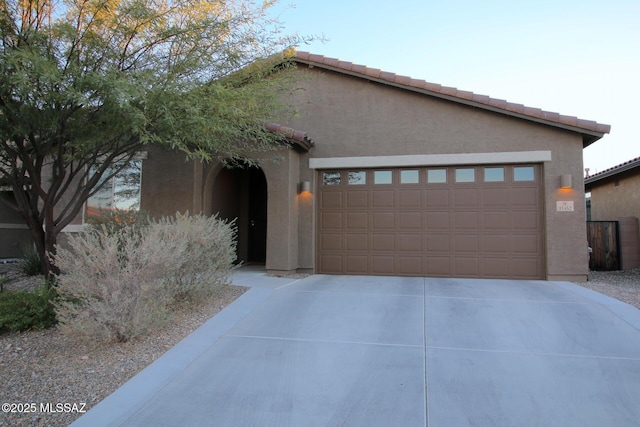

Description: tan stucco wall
[287,67,589,280]
[589,173,640,221]
[127,66,593,280]
[140,146,197,217]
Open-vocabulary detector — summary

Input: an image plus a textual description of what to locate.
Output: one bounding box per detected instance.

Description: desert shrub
[20,246,44,276]
[53,212,237,343]
[0,287,57,333]
[150,213,237,304]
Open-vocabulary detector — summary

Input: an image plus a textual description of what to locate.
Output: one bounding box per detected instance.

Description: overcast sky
[274,0,639,175]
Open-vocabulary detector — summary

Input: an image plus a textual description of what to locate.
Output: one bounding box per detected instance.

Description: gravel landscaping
[1,263,639,427]
[578,267,640,310]
[0,262,247,427]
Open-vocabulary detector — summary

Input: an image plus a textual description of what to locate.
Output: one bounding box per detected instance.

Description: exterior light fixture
[560,174,573,189]
[299,181,311,194]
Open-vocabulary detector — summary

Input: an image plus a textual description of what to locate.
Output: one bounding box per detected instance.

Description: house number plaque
[556,201,574,212]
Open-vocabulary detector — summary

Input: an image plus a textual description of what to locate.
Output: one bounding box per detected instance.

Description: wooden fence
[586,221,619,270]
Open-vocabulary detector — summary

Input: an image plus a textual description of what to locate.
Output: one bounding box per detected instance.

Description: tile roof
[264,122,314,151]
[584,156,640,186]
[292,51,611,147]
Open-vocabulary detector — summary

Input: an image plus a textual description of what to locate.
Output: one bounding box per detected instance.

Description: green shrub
[53,212,237,343]
[20,246,44,276]
[0,288,57,333]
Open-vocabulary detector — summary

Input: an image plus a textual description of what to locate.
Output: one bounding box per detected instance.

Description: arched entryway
[211,166,267,264]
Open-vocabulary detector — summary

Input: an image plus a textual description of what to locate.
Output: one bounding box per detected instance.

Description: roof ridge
[293,51,611,139]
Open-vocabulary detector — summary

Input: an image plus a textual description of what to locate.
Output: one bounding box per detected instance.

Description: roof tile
[395,75,412,85]
[351,64,367,74]
[365,67,381,78]
[323,57,339,67]
[379,71,396,81]
[337,60,353,70]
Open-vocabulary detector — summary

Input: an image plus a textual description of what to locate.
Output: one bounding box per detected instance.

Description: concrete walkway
[71,268,640,426]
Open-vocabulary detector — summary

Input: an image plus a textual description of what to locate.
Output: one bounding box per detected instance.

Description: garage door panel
[512,211,539,230]
[511,258,541,279]
[321,192,343,208]
[399,257,422,275]
[454,211,480,229]
[425,188,450,207]
[345,256,368,274]
[372,190,395,207]
[484,235,510,253]
[373,234,395,251]
[484,211,510,229]
[320,255,342,273]
[399,189,422,207]
[511,187,539,206]
[425,257,451,276]
[426,234,450,252]
[346,212,368,229]
[399,211,422,229]
[371,256,395,274]
[321,212,343,229]
[484,258,512,277]
[513,235,540,253]
[453,188,478,207]
[426,212,450,229]
[372,212,395,229]
[346,191,368,208]
[321,234,343,251]
[399,234,421,252]
[317,165,543,279]
[346,234,368,251]
[454,235,479,252]
[483,188,510,207]
[453,257,479,276]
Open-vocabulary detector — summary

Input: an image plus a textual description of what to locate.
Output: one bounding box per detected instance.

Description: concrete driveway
[72,269,640,426]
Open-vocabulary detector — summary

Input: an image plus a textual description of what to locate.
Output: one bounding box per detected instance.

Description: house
[0,51,611,281]
[585,157,640,270]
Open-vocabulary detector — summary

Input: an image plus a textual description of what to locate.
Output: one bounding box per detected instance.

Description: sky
[271,0,640,175]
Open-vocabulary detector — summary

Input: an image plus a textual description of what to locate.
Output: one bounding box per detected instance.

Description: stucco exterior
[0,52,610,281]
[587,169,640,221]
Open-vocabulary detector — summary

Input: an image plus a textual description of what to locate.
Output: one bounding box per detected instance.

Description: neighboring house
[0,51,612,281]
[585,156,640,270]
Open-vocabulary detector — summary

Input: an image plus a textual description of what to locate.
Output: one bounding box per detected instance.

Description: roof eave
[293,56,610,146]
[585,159,640,188]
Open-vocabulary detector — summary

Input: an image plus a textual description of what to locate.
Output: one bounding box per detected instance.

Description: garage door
[317,165,544,279]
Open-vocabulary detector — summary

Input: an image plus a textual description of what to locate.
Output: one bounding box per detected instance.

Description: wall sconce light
[559,174,573,189]
[299,181,311,194]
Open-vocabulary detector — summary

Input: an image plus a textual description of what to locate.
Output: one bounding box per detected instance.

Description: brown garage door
[317,165,544,279]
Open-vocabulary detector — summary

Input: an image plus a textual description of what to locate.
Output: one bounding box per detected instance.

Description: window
[484,167,505,182]
[323,172,341,186]
[427,169,447,183]
[513,166,535,181]
[86,160,142,217]
[400,170,419,184]
[348,171,366,185]
[374,170,392,184]
[455,168,475,183]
